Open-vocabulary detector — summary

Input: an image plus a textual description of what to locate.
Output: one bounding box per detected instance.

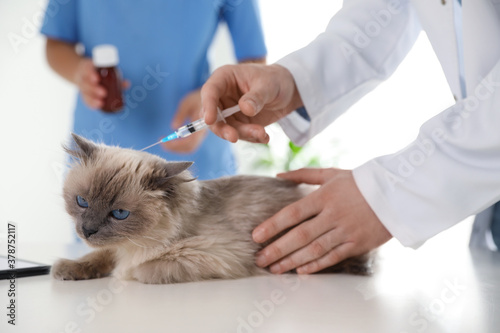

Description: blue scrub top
[41,0,267,179]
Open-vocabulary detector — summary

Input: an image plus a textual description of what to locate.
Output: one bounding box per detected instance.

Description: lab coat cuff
[277,110,311,146]
[275,57,321,145]
[353,161,426,249]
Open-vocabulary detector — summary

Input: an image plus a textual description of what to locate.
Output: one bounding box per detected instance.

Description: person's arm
[163,0,267,153]
[45,39,81,84]
[271,0,500,249]
[40,0,108,109]
[204,1,500,275]
[200,0,421,274]
[203,0,420,143]
[45,38,106,110]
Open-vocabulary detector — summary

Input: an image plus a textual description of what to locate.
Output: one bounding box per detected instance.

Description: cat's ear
[64,133,99,162]
[165,161,194,178]
[147,161,195,192]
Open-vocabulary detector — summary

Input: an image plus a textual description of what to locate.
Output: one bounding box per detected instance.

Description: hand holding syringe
[141,105,241,151]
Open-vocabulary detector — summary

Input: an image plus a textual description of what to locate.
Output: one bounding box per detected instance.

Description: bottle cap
[92,44,119,67]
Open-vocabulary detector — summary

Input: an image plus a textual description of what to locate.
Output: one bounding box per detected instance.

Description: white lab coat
[277,0,500,248]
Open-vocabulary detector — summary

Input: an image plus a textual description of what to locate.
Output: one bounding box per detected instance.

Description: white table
[1,219,499,333]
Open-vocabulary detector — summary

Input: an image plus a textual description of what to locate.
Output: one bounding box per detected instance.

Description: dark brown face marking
[63,134,194,247]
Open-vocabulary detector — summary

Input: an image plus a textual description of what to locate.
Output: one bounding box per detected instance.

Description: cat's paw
[51,258,108,280]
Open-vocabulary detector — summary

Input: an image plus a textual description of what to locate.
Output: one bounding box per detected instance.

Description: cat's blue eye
[111,209,130,220]
[76,195,89,208]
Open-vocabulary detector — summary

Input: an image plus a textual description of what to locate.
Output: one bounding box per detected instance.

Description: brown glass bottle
[95,66,123,112]
[92,45,124,113]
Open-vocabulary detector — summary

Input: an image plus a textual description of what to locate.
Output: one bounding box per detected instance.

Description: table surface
[1,219,499,333]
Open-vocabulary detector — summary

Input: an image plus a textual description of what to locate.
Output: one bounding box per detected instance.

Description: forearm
[45,38,84,85]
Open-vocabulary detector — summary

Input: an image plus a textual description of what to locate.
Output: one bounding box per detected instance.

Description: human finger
[84,67,100,85]
[236,124,269,143]
[209,121,239,143]
[238,87,275,117]
[201,67,231,125]
[258,212,336,271]
[75,59,105,109]
[81,94,104,110]
[268,225,343,274]
[202,64,285,123]
[76,59,98,82]
[207,114,266,143]
[277,168,337,185]
[223,120,269,143]
[253,190,323,247]
[296,242,355,274]
[79,83,106,110]
[79,64,106,99]
[80,79,106,99]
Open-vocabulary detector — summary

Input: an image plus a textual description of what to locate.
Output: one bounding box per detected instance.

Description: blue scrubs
[41,0,266,179]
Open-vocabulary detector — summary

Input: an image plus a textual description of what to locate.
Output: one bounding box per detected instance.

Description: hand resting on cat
[52,134,373,284]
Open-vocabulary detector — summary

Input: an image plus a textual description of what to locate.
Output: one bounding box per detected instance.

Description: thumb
[81,60,99,84]
[277,168,336,185]
[239,86,275,117]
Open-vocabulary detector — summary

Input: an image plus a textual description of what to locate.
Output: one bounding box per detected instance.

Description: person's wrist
[270,64,304,114]
[73,57,89,86]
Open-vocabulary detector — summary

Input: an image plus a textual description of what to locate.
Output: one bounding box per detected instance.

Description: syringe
[141,104,240,151]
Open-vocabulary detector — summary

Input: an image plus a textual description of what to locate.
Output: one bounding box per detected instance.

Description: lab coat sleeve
[274,0,500,248]
[276,0,421,146]
[353,59,500,248]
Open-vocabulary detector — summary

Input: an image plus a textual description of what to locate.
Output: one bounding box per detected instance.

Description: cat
[51,134,372,284]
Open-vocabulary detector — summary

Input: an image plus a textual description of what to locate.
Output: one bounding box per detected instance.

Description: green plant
[253,140,321,173]
[235,124,342,176]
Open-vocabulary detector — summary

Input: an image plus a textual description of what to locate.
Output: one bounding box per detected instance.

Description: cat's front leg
[130,237,264,284]
[131,257,261,284]
[131,259,193,284]
[52,248,116,281]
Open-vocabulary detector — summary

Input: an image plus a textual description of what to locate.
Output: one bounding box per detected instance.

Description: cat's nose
[82,226,99,238]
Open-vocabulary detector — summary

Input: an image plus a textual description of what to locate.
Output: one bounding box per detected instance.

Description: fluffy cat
[52,134,372,284]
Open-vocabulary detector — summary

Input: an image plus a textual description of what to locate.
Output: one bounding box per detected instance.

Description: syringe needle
[140,105,241,151]
[140,141,161,151]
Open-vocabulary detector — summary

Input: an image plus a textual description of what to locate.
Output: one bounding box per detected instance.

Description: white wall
[242,1,454,173]
[0,0,75,245]
[0,0,453,244]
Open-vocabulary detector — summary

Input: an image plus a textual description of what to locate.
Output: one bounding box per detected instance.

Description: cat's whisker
[140,235,169,244]
[126,236,150,248]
